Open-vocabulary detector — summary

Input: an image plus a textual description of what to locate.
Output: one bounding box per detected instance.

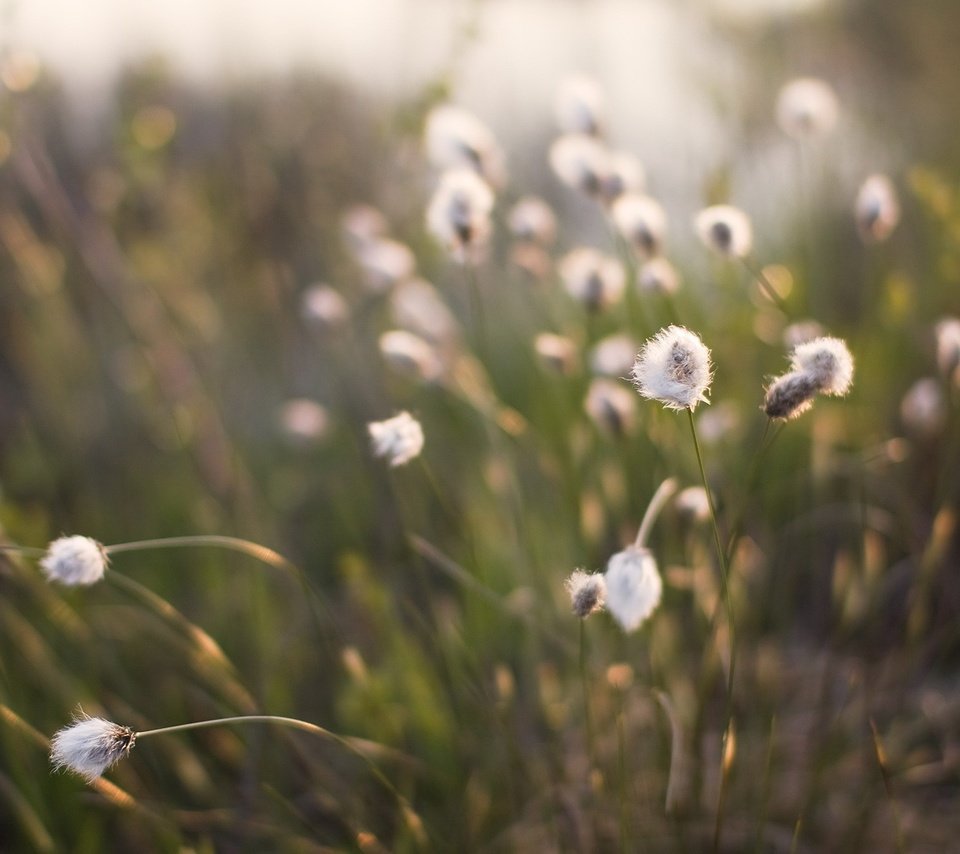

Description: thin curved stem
[635,478,679,549]
[740,257,788,312]
[103,536,295,574]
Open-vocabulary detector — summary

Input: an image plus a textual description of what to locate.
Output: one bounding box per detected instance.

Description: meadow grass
[0,21,959,853]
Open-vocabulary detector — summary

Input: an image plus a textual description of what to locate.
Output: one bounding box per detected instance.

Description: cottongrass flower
[775,77,839,139]
[300,284,349,330]
[584,378,637,437]
[40,536,108,586]
[790,336,855,396]
[549,133,611,199]
[278,399,330,445]
[638,258,680,296]
[50,714,136,782]
[424,104,505,187]
[507,196,557,246]
[368,412,424,467]
[426,169,495,264]
[390,278,460,347]
[901,378,946,436]
[341,204,389,251]
[559,247,625,312]
[604,547,662,633]
[855,174,900,243]
[675,486,710,522]
[603,150,646,202]
[589,333,637,377]
[555,74,606,136]
[935,318,960,383]
[763,371,819,420]
[564,570,606,618]
[694,205,753,259]
[612,193,667,259]
[379,330,444,383]
[632,325,712,411]
[355,239,416,292]
[534,333,579,375]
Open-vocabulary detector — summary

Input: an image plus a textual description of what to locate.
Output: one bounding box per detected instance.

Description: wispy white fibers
[564,570,606,618]
[368,412,424,467]
[40,536,108,586]
[632,326,712,411]
[50,714,136,781]
[604,547,662,633]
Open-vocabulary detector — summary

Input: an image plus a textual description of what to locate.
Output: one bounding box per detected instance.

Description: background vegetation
[1,1,959,850]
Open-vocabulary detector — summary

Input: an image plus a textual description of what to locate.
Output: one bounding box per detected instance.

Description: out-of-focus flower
[585,378,637,437]
[558,248,625,312]
[564,570,606,618]
[604,546,662,633]
[368,412,424,467]
[300,284,349,329]
[379,330,444,383]
[775,77,839,139]
[632,326,712,411]
[50,714,136,782]
[590,334,638,378]
[426,169,495,263]
[675,486,710,522]
[855,174,900,243]
[935,318,960,383]
[603,150,646,202]
[425,104,506,187]
[534,333,579,375]
[508,196,557,246]
[549,134,611,199]
[341,204,389,252]
[694,205,753,259]
[390,278,460,346]
[355,239,416,292]
[555,75,606,136]
[638,258,680,296]
[612,193,667,259]
[900,378,946,436]
[40,536,108,586]
[278,399,330,445]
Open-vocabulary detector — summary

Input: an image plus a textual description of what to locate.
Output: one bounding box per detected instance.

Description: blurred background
[1,0,959,850]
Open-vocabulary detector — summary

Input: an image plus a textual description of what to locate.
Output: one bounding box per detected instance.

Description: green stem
[740,257,788,313]
[635,477,679,549]
[685,409,736,854]
[579,621,595,769]
[104,535,296,574]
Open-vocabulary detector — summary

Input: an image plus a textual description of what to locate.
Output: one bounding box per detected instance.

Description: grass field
[1,3,960,851]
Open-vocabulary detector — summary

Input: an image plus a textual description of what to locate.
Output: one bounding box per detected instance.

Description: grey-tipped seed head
[763,371,819,420]
[564,570,606,618]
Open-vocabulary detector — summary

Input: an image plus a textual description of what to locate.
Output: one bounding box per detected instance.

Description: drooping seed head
[855,174,900,243]
[775,77,839,139]
[631,325,713,411]
[50,714,136,782]
[763,371,819,420]
[789,336,854,396]
[40,536,108,586]
[564,569,607,618]
[604,546,663,633]
[694,205,753,258]
[368,412,425,467]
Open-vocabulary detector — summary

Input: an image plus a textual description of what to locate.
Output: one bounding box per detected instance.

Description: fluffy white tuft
[604,547,663,633]
[368,412,425,467]
[790,336,854,396]
[694,205,753,258]
[632,325,713,411]
[564,570,606,618]
[426,169,495,264]
[50,714,136,782]
[40,536,108,586]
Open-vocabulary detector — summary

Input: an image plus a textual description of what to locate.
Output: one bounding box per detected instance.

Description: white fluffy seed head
[555,75,606,136]
[355,239,416,292]
[775,77,839,139]
[638,258,680,296]
[534,333,579,375]
[632,325,713,411]
[368,412,424,467]
[901,378,946,436]
[559,248,625,312]
[694,205,753,258]
[50,714,136,782]
[424,104,505,187]
[589,334,638,378]
[40,536,108,586]
[790,336,854,396]
[935,318,960,383]
[604,547,662,633]
[564,570,607,618]
[300,284,349,330]
[584,378,637,437]
[549,133,611,198]
[763,371,819,420]
[602,150,646,203]
[612,193,667,259]
[507,196,557,246]
[278,398,330,445]
[855,174,900,243]
[675,486,710,522]
[426,169,495,264]
[379,330,444,383]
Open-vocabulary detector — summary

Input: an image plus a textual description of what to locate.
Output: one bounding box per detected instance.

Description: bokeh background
[1,0,959,850]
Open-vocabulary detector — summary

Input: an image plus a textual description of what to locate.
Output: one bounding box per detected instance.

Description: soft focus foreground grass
[1,26,960,854]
